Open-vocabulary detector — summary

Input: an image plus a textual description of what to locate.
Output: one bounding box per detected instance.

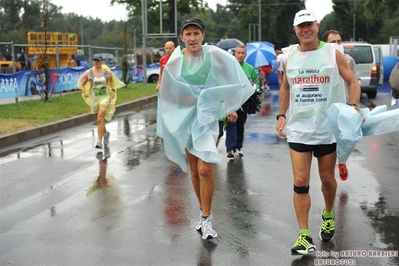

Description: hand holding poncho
[326,103,399,163]
[156,46,254,172]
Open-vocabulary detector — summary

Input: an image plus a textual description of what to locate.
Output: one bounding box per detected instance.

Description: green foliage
[1,0,398,59]
[331,0,389,43]
[372,16,399,43]
[0,0,23,32]
[111,0,205,42]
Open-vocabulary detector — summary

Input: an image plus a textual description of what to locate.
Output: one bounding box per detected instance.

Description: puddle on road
[122,135,163,170]
[345,152,399,265]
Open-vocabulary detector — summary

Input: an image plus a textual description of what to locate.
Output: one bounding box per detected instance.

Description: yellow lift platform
[28,32,78,69]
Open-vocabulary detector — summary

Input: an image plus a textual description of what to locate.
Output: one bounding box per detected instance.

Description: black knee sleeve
[294,185,310,194]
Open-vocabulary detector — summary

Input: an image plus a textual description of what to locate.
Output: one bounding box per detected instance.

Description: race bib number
[293,84,326,112]
[94,88,107,96]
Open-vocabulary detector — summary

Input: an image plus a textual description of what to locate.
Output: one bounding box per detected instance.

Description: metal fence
[1,41,163,73]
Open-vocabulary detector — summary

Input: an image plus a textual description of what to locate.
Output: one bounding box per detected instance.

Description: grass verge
[0,83,157,135]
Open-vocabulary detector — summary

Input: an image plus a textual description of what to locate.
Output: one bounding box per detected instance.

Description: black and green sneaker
[319,214,335,242]
[291,234,316,255]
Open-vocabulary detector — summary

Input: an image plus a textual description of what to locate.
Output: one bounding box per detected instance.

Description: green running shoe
[291,234,316,255]
[319,214,335,242]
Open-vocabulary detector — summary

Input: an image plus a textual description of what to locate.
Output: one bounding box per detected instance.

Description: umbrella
[245,42,276,68]
[217,38,244,51]
[262,41,274,48]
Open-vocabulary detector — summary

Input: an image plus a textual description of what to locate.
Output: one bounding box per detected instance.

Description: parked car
[342,42,383,99]
[131,63,160,83]
[146,67,159,83]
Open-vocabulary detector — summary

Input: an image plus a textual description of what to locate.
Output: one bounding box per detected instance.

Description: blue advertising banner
[0,64,157,100]
[0,67,89,99]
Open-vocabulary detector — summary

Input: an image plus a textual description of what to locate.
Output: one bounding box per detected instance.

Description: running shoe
[337,163,348,181]
[201,214,217,240]
[95,140,103,149]
[103,131,110,146]
[227,151,235,158]
[319,214,335,242]
[236,149,244,157]
[195,210,203,231]
[291,234,316,255]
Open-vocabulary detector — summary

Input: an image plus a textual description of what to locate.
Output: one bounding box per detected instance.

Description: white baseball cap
[293,10,317,26]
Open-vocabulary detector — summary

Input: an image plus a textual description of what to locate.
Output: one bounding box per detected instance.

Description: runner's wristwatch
[276,114,286,120]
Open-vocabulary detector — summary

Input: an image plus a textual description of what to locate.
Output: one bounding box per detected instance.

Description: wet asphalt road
[0,88,398,266]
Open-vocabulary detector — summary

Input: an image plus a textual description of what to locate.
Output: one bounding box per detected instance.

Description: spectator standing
[276,10,361,255]
[225,45,259,158]
[156,41,175,91]
[156,18,253,240]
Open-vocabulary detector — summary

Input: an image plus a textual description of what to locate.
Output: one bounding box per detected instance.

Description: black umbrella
[217,38,244,51]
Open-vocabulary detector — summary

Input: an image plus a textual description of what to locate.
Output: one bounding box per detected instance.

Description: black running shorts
[288,143,336,157]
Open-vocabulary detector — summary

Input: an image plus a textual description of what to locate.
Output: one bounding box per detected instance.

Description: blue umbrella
[245,42,276,68]
[262,41,274,48]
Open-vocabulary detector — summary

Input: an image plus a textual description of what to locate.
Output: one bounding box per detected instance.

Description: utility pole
[141,0,147,84]
[80,19,84,47]
[352,0,356,41]
[134,29,137,53]
[258,0,261,41]
[24,0,28,43]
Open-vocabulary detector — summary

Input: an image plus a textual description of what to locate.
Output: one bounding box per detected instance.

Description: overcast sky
[51,0,333,23]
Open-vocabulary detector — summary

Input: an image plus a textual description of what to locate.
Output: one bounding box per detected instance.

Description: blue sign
[0,65,127,100]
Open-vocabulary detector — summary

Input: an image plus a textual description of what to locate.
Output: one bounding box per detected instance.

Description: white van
[372,45,384,86]
[342,42,383,99]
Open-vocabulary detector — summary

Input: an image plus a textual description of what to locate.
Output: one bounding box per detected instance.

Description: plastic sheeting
[326,103,399,163]
[77,64,125,121]
[156,45,254,172]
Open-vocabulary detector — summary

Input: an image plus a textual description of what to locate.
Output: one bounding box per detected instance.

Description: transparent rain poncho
[78,64,125,121]
[326,103,399,163]
[156,45,254,172]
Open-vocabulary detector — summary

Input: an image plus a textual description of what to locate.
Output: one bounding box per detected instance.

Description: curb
[0,95,158,149]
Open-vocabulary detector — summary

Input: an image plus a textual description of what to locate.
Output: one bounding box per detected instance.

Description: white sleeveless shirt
[282,42,346,144]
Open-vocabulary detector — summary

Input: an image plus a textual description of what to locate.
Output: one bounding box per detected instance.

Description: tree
[209,4,239,42]
[36,0,51,101]
[111,0,205,43]
[331,0,387,43]
[373,16,399,44]
[122,21,129,84]
[267,0,305,48]
[319,12,337,40]
[227,0,305,49]
[0,0,23,33]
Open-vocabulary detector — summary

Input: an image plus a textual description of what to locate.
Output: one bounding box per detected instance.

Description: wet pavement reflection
[163,164,190,237]
[0,87,398,265]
